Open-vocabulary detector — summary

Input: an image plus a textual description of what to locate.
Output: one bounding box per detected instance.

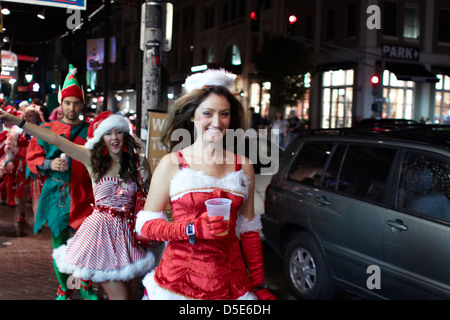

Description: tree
[255,35,312,111]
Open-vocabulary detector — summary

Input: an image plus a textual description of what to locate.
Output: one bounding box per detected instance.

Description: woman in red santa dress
[135,69,276,300]
[0,109,156,300]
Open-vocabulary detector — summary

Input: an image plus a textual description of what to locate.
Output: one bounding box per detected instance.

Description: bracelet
[18,119,26,128]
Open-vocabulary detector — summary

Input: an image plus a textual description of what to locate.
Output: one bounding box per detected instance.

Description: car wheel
[284,233,335,300]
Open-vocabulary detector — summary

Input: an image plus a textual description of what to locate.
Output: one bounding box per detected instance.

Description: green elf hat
[58,64,84,104]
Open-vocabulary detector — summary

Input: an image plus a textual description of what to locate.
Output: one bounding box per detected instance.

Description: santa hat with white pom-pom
[58,64,85,103]
[183,68,236,93]
[84,111,131,150]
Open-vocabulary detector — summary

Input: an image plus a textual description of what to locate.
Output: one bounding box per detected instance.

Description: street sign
[374,97,386,103]
[162,2,173,52]
[382,44,419,61]
[0,50,18,80]
[140,2,173,52]
[1,0,86,10]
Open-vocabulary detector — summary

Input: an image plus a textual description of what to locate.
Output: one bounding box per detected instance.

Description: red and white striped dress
[53,177,155,282]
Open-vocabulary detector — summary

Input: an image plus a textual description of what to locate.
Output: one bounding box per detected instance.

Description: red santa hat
[3,105,17,116]
[85,111,131,149]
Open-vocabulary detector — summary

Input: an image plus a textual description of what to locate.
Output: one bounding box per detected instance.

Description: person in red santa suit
[2,105,45,228]
[0,105,20,207]
[135,69,276,300]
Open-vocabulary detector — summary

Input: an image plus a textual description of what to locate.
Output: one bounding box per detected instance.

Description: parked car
[233,131,284,215]
[357,118,418,129]
[262,127,450,300]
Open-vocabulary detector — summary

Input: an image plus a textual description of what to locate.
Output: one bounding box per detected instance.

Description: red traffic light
[371,75,380,85]
[250,11,258,20]
[288,15,297,24]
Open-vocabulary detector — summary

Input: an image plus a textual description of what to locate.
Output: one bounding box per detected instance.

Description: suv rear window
[288,143,333,187]
[398,152,450,222]
[289,142,397,204]
[334,145,396,203]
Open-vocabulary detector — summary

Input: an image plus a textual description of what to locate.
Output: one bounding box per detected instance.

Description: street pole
[140,0,162,156]
[103,0,111,112]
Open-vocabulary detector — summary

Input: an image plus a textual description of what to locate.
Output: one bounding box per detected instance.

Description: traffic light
[287,14,297,36]
[250,11,259,33]
[370,74,380,87]
[370,73,382,97]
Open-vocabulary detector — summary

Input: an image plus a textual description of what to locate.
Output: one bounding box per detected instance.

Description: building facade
[37,0,449,129]
[163,0,450,128]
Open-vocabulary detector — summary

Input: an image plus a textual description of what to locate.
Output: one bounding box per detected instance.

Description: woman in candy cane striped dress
[0,110,155,300]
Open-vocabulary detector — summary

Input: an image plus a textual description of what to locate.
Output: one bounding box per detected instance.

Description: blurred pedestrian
[286,109,302,146]
[135,69,276,300]
[2,106,45,233]
[25,65,97,300]
[0,105,19,207]
[271,110,286,146]
[49,106,64,121]
[249,107,263,131]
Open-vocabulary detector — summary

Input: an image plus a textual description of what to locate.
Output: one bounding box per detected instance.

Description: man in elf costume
[26,65,98,300]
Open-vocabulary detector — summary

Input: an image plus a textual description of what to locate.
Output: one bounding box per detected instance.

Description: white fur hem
[141,271,257,300]
[52,245,155,282]
[236,214,262,235]
[135,210,167,236]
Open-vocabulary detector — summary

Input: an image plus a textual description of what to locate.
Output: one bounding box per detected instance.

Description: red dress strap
[177,151,189,169]
[234,153,242,171]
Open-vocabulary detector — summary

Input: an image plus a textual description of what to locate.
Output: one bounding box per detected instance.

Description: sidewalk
[0,202,108,300]
[0,201,59,299]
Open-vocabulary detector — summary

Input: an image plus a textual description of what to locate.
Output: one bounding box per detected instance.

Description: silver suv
[262,127,450,299]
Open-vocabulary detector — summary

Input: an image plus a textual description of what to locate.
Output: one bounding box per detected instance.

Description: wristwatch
[254,283,268,291]
[186,223,195,245]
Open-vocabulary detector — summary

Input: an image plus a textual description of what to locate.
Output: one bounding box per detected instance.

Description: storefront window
[435,74,450,124]
[321,69,354,128]
[382,70,414,119]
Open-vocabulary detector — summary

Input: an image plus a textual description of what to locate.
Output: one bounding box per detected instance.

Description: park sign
[1,0,86,10]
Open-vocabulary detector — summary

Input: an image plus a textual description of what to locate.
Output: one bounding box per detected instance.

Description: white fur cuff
[236,214,262,235]
[135,211,167,236]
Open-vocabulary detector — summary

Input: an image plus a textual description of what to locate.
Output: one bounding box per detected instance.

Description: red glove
[140,218,189,242]
[240,231,276,300]
[139,213,228,242]
[194,212,228,239]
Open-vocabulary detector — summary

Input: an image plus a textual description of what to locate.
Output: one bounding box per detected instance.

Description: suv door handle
[387,219,408,232]
[315,196,330,206]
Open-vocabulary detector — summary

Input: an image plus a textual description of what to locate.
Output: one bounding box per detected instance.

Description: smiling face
[192,93,231,145]
[102,128,125,155]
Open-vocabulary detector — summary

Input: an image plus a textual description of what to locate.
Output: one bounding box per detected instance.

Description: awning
[432,66,450,77]
[385,62,438,83]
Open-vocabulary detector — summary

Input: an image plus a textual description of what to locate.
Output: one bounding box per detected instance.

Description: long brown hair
[90,132,142,185]
[160,85,244,151]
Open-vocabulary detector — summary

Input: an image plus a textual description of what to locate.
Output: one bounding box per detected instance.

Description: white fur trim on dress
[135,210,167,236]
[184,69,236,93]
[236,213,262,235]
[141,271,257,300]
[52,245,155,282]
[85,114,131,149]
[170,168,249,201]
